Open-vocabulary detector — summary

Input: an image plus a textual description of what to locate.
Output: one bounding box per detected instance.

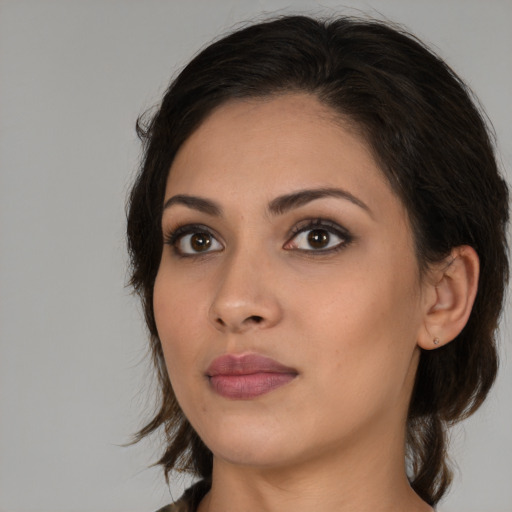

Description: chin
[212,438,302,470]
[194,413,305,469]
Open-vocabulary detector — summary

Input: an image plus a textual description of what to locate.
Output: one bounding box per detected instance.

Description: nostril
[211,312,267,331]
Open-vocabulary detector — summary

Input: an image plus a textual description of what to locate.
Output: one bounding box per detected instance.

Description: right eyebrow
[162,195,223,216]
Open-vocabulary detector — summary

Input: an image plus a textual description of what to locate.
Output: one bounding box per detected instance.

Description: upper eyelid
[287,218,350,238]
[163,218,352,248]
[164,223,221,244]
[283,221,354,256]
[164,224,224,257]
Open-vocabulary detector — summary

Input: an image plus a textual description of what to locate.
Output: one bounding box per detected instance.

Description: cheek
[153,269,207,379]
[290,248,422,383]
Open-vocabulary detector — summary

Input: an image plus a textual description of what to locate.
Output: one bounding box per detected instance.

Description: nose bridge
[209,242,282,333]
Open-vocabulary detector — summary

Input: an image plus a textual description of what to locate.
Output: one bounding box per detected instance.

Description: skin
[153,94,477,512]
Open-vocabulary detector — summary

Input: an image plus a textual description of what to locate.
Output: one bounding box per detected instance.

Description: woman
[126,15,509,512]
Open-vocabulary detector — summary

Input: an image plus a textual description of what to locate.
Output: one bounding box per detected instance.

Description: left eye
[285,224,349,252]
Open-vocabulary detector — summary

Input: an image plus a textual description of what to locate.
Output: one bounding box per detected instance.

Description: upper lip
[206,353,298,377]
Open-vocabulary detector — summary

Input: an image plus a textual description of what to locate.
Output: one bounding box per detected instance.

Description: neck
[198,426,433,512]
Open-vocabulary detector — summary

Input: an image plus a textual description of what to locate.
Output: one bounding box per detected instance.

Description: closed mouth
[206,353,298,399]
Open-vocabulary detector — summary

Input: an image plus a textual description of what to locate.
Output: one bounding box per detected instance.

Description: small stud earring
[433,337,440,345]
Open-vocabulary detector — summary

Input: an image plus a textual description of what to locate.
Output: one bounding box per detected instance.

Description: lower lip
[209,372,296,399]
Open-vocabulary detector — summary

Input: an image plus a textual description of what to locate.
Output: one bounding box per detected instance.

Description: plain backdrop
[0,1,510,511]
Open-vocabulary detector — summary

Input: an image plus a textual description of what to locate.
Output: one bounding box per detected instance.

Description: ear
[417,246,479,351]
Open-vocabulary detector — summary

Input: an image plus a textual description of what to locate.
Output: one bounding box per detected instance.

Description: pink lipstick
[206,353,298,399]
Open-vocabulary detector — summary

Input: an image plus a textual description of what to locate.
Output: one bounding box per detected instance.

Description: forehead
[165,93,397,217]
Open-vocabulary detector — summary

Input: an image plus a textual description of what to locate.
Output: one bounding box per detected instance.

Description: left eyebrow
[268,187,373,217]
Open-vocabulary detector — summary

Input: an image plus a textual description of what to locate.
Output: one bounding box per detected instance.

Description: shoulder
[155,504,188,512]
[155,503,189,512]
[154,480,211,512]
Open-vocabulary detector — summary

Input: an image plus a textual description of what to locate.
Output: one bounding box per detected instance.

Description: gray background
[0,1,510,511]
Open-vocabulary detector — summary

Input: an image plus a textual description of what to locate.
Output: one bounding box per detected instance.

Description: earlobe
[417,246,479,350]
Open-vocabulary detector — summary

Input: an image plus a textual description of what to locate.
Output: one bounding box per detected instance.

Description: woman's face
[154,94,429,470]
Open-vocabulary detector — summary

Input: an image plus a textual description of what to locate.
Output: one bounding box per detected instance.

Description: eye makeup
[163,223,224,258]
[284,218,354,255]
[163,216,354,259]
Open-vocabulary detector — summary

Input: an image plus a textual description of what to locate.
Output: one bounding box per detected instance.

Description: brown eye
[307,229,330,249]
[173,229,223,255]
[284,221,350,253]
[190,233,212,252]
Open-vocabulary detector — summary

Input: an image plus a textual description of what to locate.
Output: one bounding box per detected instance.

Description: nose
[208,249,283,334]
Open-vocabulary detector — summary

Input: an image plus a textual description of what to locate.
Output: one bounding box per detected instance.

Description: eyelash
[163,223,220,258]
[163,219,353,258]
[286,218,353,255]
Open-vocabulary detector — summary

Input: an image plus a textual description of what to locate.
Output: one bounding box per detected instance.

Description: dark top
[156,480,210,512]
[155,479,438,511]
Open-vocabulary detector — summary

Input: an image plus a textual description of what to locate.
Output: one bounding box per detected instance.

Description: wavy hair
[127,15,510,506]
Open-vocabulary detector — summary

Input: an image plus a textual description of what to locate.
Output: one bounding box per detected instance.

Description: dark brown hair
[127,15,510,506]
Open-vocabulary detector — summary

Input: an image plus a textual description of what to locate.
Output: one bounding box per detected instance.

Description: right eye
[165,225,224,256]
